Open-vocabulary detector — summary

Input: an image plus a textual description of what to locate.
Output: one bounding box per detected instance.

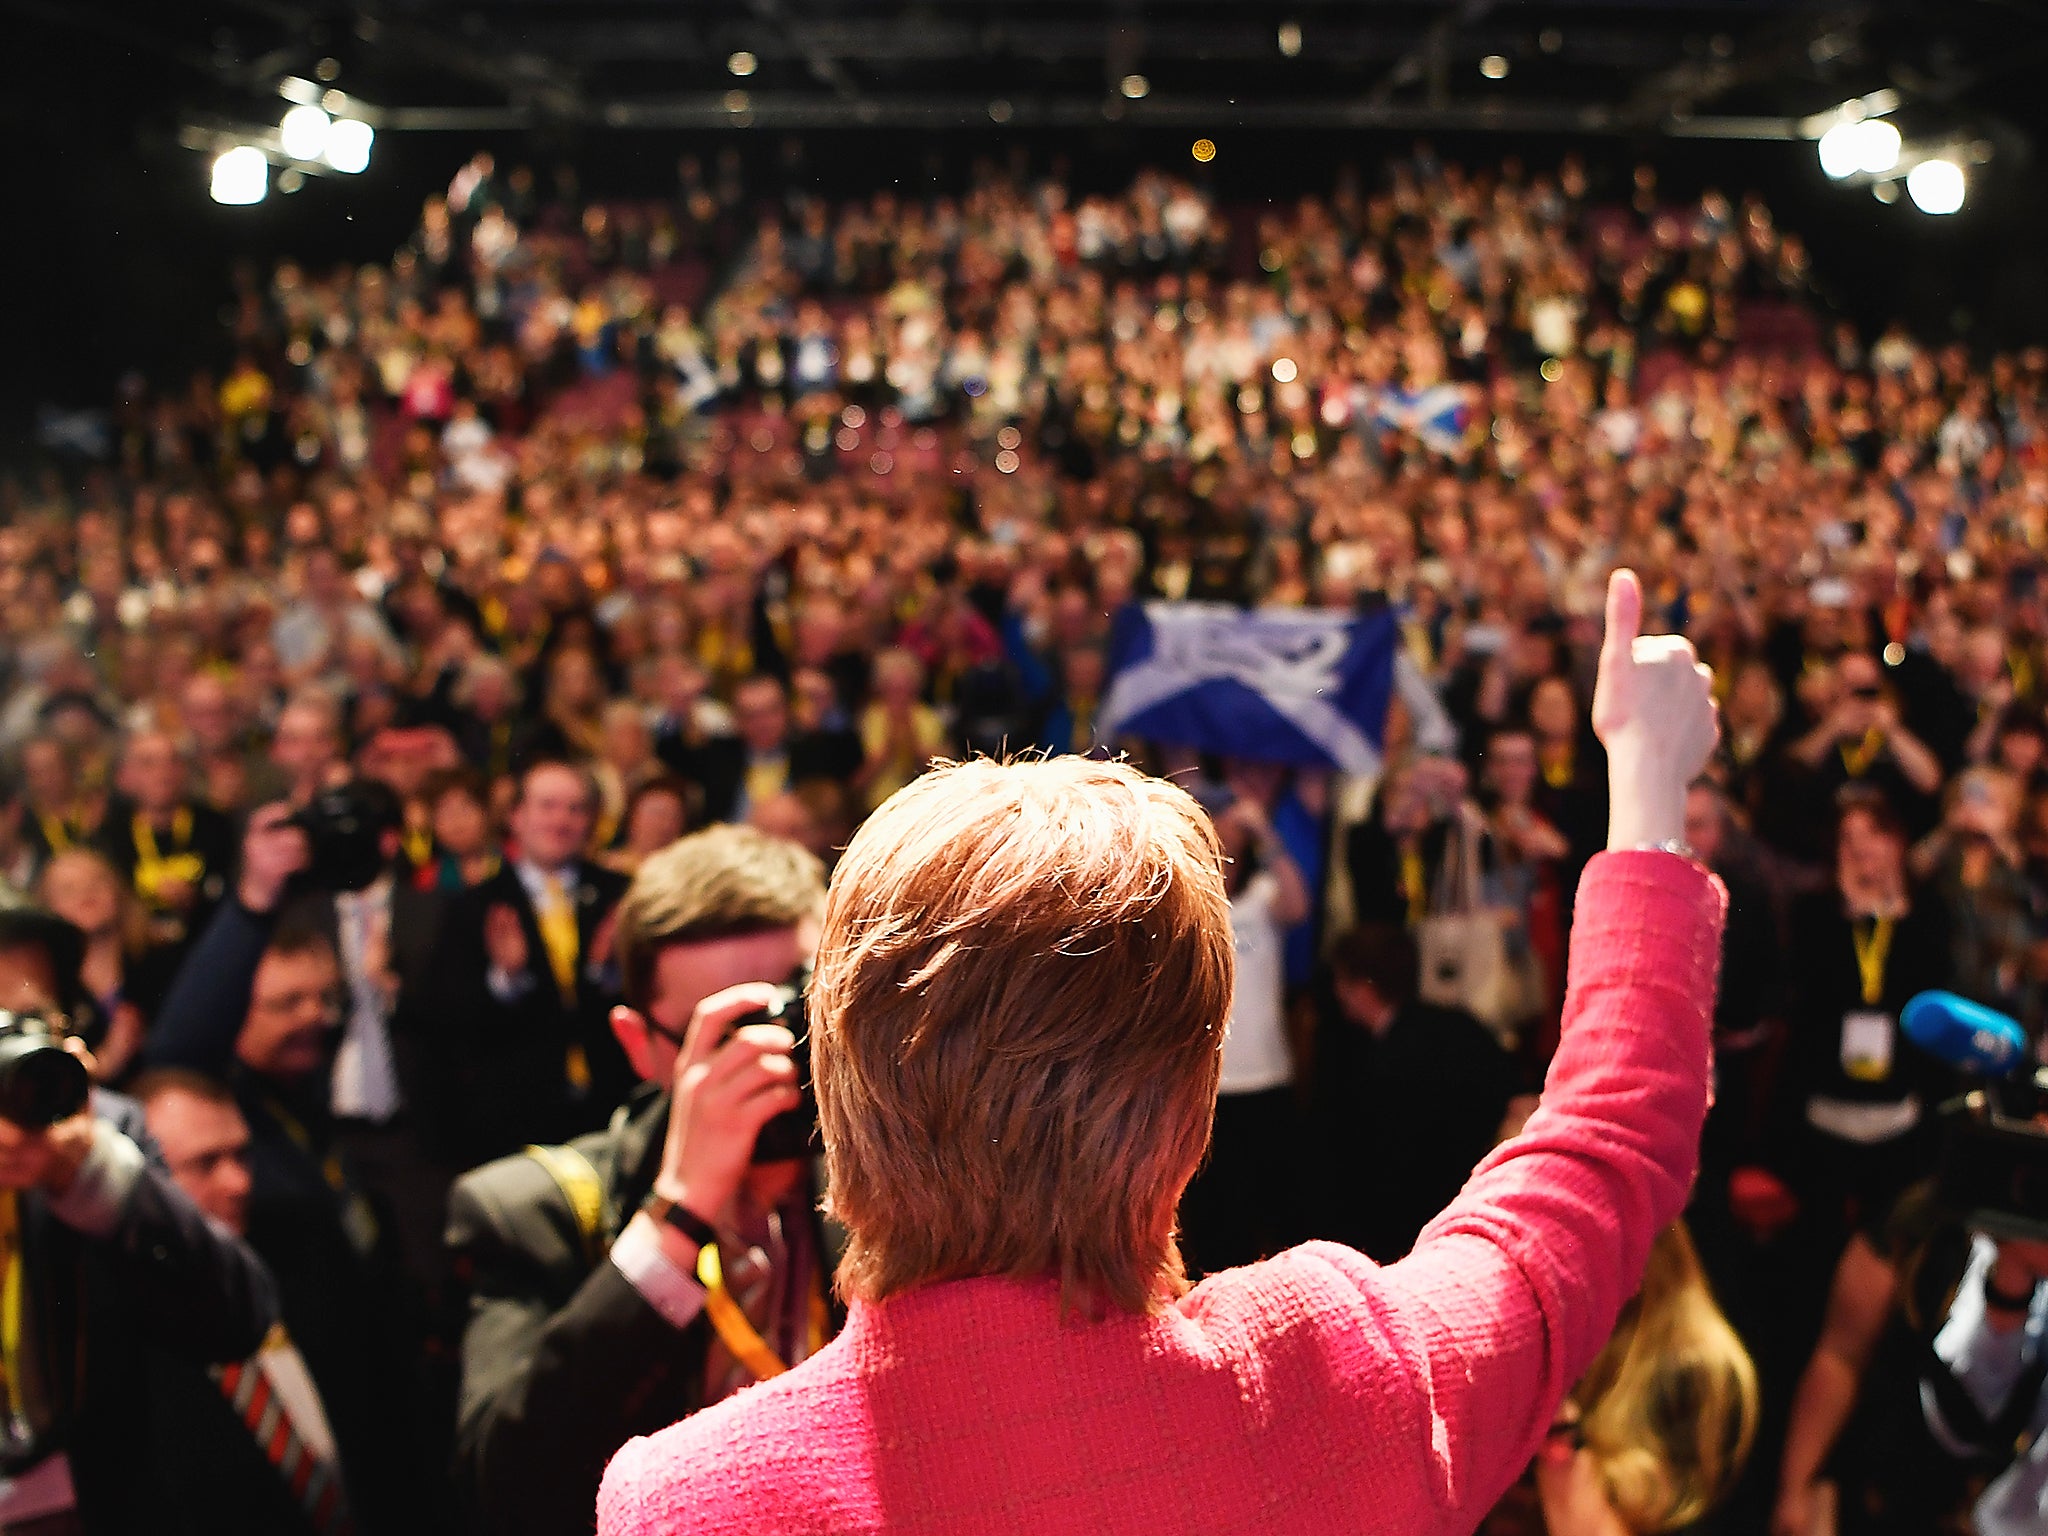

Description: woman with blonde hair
[1535,1222,1759,1535]
[36,846,174,1083]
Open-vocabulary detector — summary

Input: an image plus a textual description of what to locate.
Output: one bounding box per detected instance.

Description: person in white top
[1177,792,1311,1277]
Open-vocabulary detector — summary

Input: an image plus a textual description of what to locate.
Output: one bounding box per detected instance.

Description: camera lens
[0,1032,89,1131]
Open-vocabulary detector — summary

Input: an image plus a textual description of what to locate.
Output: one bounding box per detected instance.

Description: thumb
[1597,568,1644,700]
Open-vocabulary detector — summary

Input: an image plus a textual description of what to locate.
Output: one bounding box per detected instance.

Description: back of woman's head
[1573,1222,1759,1533]
[812,757,1234,1316]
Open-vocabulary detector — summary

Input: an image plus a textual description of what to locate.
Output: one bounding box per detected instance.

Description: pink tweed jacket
[600,851,1724,1535]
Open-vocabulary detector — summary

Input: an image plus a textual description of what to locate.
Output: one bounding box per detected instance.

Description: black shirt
[1307,999,1516,1263]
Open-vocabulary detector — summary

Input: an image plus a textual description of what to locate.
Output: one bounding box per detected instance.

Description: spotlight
[1907,158,1966,215]
[1853,118,1901,175]
[279,104,330,161]
[1277,22,1303,58]
[1479,55,1510,80]
[728,50,758,77]
[324,118,374,174]
[1817,119,1862,179]
[1191,138,1216,163]
[210,146,268,205]
[1120,73,1150,100]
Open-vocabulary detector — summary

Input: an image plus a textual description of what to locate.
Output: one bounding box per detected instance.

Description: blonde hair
[1572,1222,1760,1533]
[612,825,826,1009]
[811,756,1235,1317]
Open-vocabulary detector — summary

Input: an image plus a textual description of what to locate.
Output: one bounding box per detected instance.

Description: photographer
[141,805,423,1534]
[0,897,275,1535]
[1922,1235,2048,1534]
[448,825,830,1536]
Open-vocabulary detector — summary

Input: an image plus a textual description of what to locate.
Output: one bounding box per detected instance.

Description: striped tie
[214,1351,352,1536]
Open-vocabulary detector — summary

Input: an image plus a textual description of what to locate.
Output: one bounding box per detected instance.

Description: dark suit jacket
[677,732,861,824]
[447,1088,697,1536]
[40,1095,278,1536]
[423,860,631,1165]
[142,897,428,1534]
[447,1086,842,1536]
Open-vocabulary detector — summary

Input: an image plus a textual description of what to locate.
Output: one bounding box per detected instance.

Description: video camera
[1903,991,2048,1242]
[732,987,818,1165]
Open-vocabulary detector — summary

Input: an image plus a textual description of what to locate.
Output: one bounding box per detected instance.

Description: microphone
[1900,991,2032,1077]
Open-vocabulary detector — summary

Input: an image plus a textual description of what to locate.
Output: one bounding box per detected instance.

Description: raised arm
[1338,569,1725,1518]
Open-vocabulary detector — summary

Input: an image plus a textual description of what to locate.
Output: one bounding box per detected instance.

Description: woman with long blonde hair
[1535,1221,1759,1535]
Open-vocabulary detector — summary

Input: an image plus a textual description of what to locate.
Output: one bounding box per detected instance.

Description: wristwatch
[1634,838,1699,864]
[641,1192,718,1249]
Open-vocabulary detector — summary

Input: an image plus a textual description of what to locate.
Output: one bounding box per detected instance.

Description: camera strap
[695,1240,829,1382]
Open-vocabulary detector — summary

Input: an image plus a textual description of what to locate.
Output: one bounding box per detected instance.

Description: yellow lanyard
[0,1191,23,1424]
[34,814,72,856]
[132,807,192,865]
[1851,916,1895,1007]
[695,1241,830,1381]
[1400,847,1427,925]
[402,825,434,869]
[132,808,203,902]
[1839,727,1884,779]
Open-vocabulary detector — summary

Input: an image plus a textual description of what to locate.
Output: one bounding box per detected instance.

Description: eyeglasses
[252,986,345,1017]
[167,1143,252,1180]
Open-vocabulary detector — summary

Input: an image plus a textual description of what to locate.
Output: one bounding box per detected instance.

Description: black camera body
[1935,1077,2048,1242]
[288,781,402,893]
[0,1013,90,1131]
[732,989,818,1165]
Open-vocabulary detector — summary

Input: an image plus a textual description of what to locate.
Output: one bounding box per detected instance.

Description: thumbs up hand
[1592,569,1719,852]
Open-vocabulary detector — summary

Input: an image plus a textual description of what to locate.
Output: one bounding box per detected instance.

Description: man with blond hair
[600,570,1727,1536]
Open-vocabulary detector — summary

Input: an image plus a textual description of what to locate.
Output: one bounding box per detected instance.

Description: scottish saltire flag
[1100,603,1406,772]
[1370,383,1473,456]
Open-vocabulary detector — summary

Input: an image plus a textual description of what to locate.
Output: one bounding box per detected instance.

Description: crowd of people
[1,138,2046,1533]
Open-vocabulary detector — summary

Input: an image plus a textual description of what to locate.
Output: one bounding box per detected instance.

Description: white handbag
[1415,809,1538,1044]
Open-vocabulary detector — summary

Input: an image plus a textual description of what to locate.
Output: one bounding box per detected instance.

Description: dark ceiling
[42,0,2048,138]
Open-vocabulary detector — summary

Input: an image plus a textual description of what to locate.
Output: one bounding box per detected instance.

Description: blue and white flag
[1100,603,1402,772]
[1369,383,1474,456]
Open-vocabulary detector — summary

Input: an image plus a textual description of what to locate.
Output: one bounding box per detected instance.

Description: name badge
[1841,1010,1895,1083]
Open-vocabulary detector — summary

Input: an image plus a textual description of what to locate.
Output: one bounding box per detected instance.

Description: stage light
[1817,120,1862,179]
[1271,357,1298,383]
[1277,22,1302,58]
[1907,157,1965,215]
[280,104,330,161]
[210,146,268,205]
[1479,55,1509,80]
[1191,138,1216,163]
[728,50,757,77]
[324,117,374,173]
[1872,180,1899,204]
[1120,74,1149,100]
[1854,118,1901,174]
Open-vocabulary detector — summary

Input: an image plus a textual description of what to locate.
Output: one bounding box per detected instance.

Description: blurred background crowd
[3,134,2048,1534]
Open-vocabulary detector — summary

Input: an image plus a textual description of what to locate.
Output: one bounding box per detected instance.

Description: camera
[0,1013,90,1131]
[730,988,817,1165]
[288,780,403,893]
[1934,1081,2048,1242]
